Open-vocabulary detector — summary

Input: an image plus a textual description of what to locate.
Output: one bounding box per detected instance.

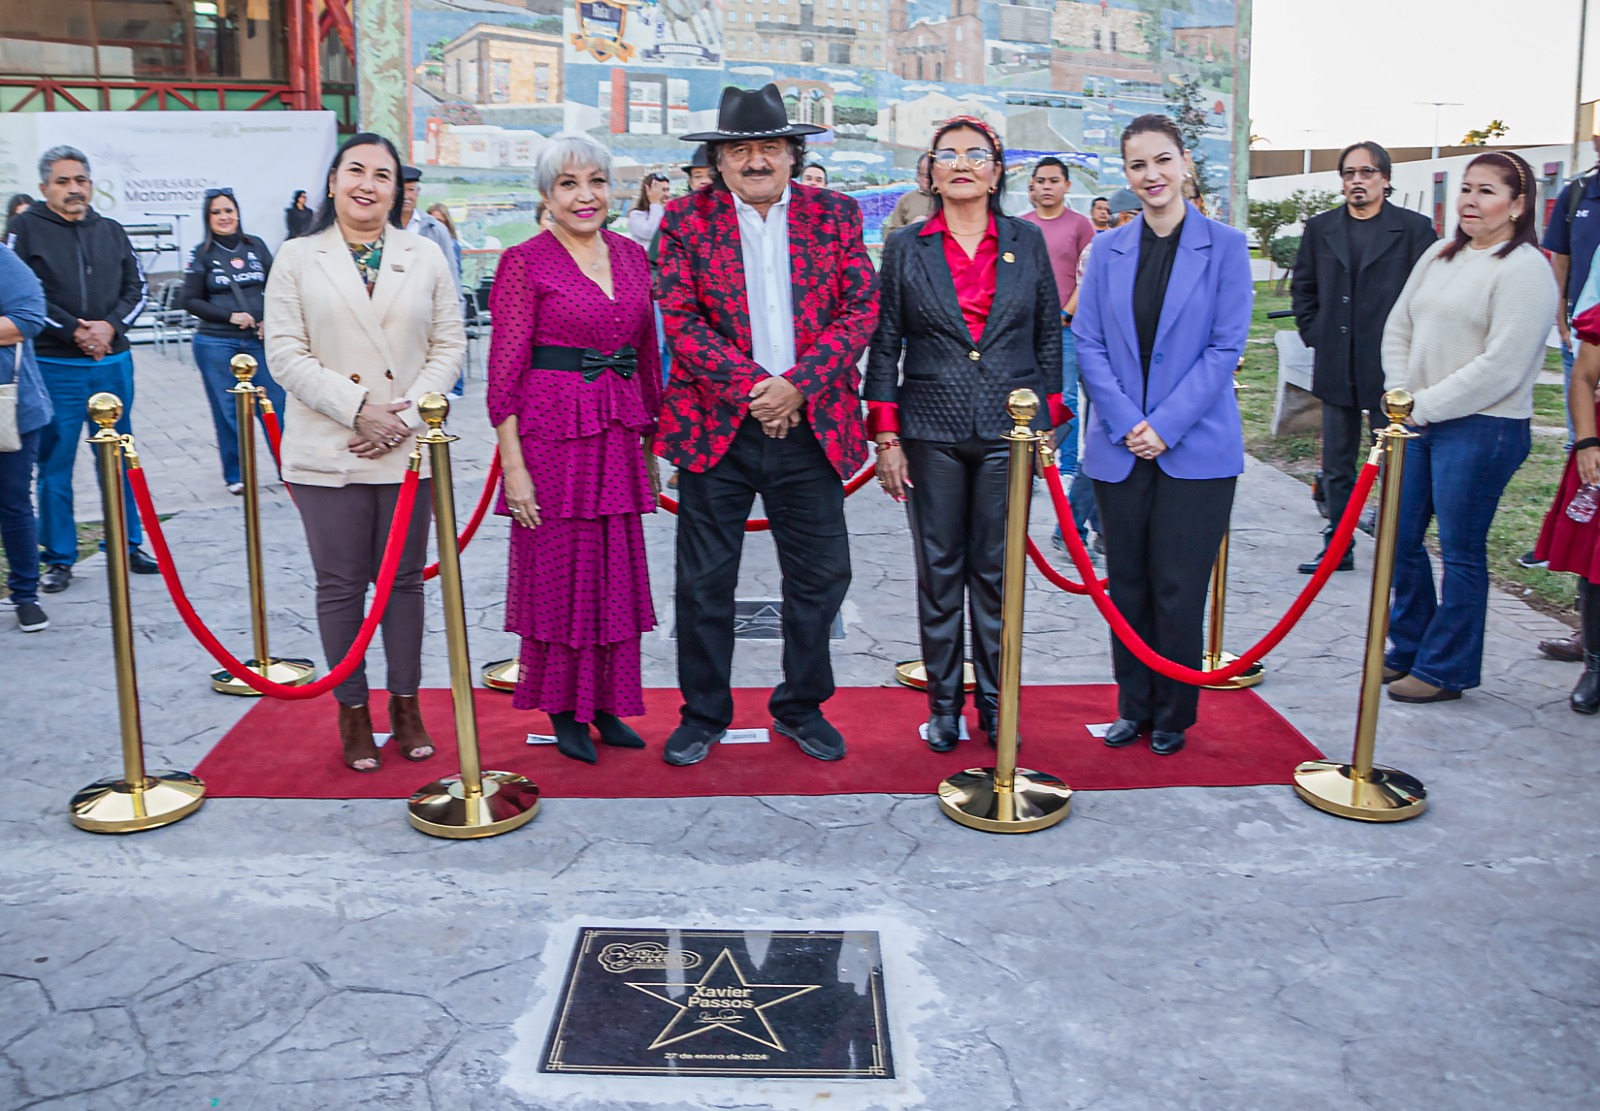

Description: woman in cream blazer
[264,132,465,773]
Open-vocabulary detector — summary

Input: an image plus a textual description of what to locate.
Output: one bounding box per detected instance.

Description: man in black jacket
[7,145,158,592]
[1290,141,1436,574]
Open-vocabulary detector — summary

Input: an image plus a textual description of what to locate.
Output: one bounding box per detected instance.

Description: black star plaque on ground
[541,927,894,1078]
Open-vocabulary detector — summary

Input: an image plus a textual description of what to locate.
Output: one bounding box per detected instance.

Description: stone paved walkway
[4,343,1596,1110]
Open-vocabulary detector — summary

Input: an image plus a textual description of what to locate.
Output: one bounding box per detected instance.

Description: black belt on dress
[530,344,637,382]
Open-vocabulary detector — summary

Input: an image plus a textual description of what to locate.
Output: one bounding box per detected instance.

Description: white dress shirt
[731,186,796,377]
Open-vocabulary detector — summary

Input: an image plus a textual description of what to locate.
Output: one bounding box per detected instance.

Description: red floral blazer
[654,182,879,478]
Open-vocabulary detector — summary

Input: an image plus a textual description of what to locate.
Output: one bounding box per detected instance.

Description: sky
[1250,0,1594,150]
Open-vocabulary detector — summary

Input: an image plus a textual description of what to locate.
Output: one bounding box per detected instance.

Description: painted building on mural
[407,0,1247,249]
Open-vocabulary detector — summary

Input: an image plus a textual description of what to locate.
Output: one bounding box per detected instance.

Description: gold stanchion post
[937,389,1072,833]
[1201,529,1265,689]
[1293,389,1427,821]
[481,656,520,692]
[407,393,540,838]
[1202,358,1263,689]
[69,393,206,833]
[210,354,317,695]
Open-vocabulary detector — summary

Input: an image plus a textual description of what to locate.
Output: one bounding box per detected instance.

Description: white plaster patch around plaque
[504,913,940,1110]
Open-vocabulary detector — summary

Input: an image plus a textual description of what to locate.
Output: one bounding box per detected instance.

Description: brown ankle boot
[339,703,379,772]
[388,694,435,761]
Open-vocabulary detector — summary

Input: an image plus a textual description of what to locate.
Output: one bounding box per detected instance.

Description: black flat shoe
[1103,718,1147,747]
[1297,547,1354,575]
[925,713,960,753]
[773,715,846,761]
[41,564,72,594]
[663,722,724,766]
[594,711,646,748]
[1150,729,1186,755]
[127,546,160,575]
[551,712,597,764]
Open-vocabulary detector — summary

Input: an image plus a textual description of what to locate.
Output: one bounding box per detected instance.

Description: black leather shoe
[1103,718,1147,747]
[41,564,72,594]
[925,713,960,753]
[773,716,846,761]
[663,722,724,766]
[594,711,646,748]
[551,712,597,765]
[976,715,1022,750]
[127,547,160,575]
[1297,543,1353,575]
[1150,729,1186,755]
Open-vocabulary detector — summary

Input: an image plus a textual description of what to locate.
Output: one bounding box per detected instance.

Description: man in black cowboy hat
[681,144,713,192]
[654,83,880,767]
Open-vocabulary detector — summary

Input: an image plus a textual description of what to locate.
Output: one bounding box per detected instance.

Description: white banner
[3,111,339,264]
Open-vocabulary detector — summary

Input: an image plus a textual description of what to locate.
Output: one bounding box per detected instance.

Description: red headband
[930,115,1003,157]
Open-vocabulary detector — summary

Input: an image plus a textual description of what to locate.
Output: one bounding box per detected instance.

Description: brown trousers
[290,480,433,706]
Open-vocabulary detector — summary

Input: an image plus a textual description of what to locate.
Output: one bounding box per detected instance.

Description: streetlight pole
[1418,101,1463,160]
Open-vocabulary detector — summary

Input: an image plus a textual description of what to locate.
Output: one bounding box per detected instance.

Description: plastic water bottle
[1567,483,1600,524]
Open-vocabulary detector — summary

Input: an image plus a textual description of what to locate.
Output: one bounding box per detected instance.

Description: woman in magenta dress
[488,133,662,763]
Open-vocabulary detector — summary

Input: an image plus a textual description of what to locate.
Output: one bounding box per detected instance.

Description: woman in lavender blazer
[1072,114,1253,756]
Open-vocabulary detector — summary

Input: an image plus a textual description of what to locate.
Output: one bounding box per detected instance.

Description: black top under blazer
[865,213,1062,442]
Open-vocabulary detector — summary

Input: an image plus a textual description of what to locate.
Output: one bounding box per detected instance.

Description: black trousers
[675,418,851,731]
[1094,460,1235,733]
[904,436,1011,719]
[1321,402,1384,531]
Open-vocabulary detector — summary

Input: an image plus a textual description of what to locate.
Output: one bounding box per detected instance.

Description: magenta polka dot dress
[486,230,661,721]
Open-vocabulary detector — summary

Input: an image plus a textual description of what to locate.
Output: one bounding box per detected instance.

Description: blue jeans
[35,351,144,565]
[1561,336,1577,444]
[1053,327,1079,476]
[655,301,671,384]
[1386,415,1530,691]
[193,333,285,486]
[0,427,43,603]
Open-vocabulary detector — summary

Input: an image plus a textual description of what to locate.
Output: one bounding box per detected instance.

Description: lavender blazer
[1072,202,1252,482]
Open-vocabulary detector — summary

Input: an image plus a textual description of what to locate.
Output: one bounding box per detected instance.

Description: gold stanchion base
[407,772,540,839]
[937,768,1072,833]
[481,658,519,692]
[69,772,206,833]
[1292,760,1427,822]
[894,659,977,692]
[209,657,318,696]
[1201,651,1265,691]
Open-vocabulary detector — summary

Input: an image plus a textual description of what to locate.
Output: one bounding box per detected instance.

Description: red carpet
[195,685,1323,800]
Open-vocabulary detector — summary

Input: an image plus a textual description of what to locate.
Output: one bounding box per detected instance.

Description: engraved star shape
[626,947,821,1051]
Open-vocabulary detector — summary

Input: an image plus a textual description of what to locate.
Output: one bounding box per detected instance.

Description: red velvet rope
[1025,537,1107,594]
[657,460,877,531]
[1040,457,1379,685]
[422,451,502,581]
[259,408,284,471]
[128,464,422,700]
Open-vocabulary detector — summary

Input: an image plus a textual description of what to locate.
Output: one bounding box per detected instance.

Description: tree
[1286,187,1339,225]
[1269,236,1301,293]
[1459,120,1510,146]
[1164,74,1212,203]
[1247,197,1296,279]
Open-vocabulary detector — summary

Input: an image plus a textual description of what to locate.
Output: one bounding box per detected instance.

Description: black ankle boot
[551,712,598,763]
[1572,655,1600,715]
[594,711,646,748]
[1574,583,1600,715]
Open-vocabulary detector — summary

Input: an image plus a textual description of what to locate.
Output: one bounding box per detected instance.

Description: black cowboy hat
[681,83,827,143]
[680,144,711,172]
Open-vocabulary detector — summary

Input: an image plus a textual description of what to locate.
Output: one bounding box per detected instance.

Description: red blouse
[868,211,1069,436]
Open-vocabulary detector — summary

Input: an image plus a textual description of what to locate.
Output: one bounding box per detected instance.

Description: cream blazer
[263,224,465,487]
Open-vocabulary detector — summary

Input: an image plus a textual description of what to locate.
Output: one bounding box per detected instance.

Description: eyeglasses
[1339,167,1381,181]
[931,147,995,168]
[646,174,669,183]
[204,187,236,199]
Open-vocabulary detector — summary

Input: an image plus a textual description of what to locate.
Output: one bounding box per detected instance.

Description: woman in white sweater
[1380,151,1556,703]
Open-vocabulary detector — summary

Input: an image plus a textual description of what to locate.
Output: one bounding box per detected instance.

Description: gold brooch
[1002,251,1015,263]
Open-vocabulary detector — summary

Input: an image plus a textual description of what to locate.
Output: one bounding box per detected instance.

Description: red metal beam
[304,0,323,113]
[286,0,305,110]
[323,0,357,60]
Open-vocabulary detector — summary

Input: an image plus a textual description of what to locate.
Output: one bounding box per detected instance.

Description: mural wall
[406,0,1248,262]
